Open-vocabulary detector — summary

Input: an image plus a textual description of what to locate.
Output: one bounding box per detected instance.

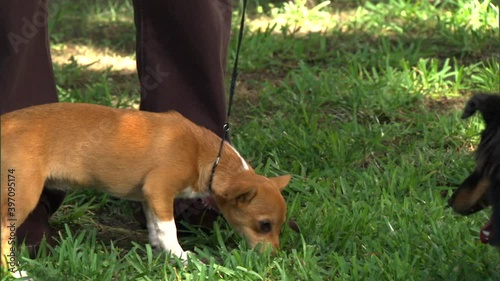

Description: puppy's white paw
[179,250,193,266]
[11,269,34,280]
[163,249,193,266]
[175,250,192,261]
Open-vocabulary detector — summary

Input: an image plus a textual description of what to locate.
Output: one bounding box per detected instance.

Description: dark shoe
[132,202,148,229]
[16,196,57,258]
[174,198,220,234]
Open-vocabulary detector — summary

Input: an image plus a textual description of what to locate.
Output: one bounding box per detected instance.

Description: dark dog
[448,93,500,246]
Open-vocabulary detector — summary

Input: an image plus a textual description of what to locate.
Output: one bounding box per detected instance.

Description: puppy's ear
[269,174,292,190]
[234,188,257,204]
[217,177,258,204]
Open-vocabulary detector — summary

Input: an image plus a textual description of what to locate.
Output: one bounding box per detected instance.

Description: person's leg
[132,0,232,229]
[133,0,232,136]
[0,0,64,256]
[0,0,58,111]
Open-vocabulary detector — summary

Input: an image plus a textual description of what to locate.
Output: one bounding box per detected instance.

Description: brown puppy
[448,93,500,246]
[1,102,291,273]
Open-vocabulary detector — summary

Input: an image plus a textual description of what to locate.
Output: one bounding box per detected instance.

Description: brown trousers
[0,0,231,236]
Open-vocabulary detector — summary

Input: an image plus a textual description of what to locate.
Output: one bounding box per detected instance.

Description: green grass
[3,0,500,280]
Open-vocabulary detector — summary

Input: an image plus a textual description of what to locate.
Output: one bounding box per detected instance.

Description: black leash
[208,0,248,192]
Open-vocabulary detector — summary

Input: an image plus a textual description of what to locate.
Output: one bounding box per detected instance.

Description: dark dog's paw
[288,219,300,233]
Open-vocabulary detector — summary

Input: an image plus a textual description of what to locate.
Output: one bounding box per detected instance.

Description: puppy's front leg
[143,201,188,260]
[142,174,190,261]
[153,216,189,261]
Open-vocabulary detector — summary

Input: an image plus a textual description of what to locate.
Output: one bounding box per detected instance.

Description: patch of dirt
[52,43,136,74]
[92,209,149,249]
[50,204,149,250]
[424,94,469,114]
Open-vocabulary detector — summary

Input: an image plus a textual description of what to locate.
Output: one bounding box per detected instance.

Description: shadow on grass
[48,1,499,64]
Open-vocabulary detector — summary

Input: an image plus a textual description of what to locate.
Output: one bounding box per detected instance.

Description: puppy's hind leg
[1,168,45,274]
[142,202,160,251]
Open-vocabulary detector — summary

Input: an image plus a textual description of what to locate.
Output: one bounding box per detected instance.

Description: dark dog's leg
[449,170,481,204]
[449,169,489,215]
[490,173,500,246]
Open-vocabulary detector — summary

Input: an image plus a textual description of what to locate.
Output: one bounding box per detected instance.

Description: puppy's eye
[259,220,272,233]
